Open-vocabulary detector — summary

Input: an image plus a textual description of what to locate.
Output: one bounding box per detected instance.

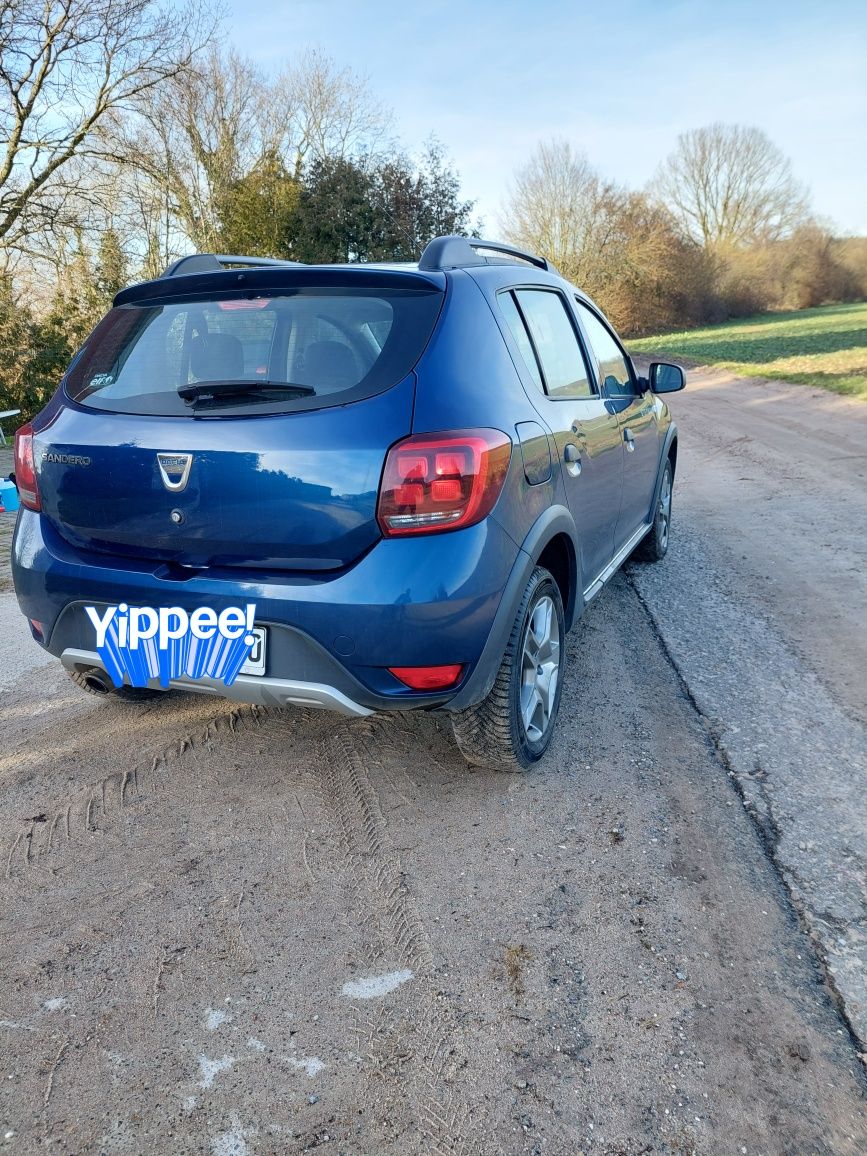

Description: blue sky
[225,0,867,234]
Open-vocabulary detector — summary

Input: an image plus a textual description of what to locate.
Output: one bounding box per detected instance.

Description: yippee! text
[84,603,257,650]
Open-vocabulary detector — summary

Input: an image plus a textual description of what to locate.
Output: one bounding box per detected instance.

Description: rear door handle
[623,428,635,453]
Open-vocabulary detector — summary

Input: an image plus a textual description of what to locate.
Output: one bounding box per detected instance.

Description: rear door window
[498,290,544,391]
[65,287,442,417]
[513,289,594,399]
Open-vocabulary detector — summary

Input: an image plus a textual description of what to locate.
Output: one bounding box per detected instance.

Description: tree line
[0,1,476,419]
[1,0,864,421]
[501,130,867,337]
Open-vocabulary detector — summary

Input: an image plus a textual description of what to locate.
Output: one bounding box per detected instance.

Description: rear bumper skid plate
[60,648,373,717]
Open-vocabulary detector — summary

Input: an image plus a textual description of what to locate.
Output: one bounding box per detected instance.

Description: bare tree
[124,45,391,253]
[653,123,809,248]
[0,0,214,249]
[273,48,391,179]
[500,138,623,289]
[126,47,268,250]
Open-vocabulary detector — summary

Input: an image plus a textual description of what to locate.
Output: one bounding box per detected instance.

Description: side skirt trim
[582,521,652,603]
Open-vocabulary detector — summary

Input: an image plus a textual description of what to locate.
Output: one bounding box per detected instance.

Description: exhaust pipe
[82,670,111,694]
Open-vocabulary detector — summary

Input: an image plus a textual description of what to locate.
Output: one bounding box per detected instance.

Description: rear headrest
[301,340,358,389]
[190,331,244,381]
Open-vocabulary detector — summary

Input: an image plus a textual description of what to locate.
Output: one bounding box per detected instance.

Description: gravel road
[629,361,867,1047]
[0,370,865,1154]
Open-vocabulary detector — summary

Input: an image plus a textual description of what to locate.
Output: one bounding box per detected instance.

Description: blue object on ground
[0,477,19,512]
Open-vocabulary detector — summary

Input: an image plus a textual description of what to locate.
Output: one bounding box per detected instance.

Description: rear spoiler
[113,265,446,307]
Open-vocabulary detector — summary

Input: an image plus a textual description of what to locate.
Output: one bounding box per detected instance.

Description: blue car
[11,236,684,770]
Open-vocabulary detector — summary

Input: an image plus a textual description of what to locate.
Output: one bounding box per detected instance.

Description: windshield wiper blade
[178,379,315,401]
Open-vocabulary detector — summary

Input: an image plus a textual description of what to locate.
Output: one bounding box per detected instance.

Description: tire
[634,458,673,563]
[451,566,565,772]
[67,668,163,702]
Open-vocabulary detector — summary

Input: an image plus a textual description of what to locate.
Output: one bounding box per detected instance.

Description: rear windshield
[64,286,443,416]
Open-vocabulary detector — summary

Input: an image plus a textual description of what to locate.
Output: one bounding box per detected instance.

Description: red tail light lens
[14,423,40,511]
[389,664,464,690]
[377,429,511,536]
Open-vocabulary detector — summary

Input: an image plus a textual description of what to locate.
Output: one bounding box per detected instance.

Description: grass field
[628,301,867,399]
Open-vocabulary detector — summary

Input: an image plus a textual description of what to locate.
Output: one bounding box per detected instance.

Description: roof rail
[418,235,557,274]
[161,253,305,278]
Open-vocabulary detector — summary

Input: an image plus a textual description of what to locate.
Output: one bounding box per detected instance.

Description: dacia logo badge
[156,452,193,492]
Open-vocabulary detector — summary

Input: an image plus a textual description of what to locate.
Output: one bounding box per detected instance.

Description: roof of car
[158,236,556,279]
[113,237,593,309]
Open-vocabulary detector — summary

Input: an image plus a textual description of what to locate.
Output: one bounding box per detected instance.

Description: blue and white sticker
[84,603,258,689]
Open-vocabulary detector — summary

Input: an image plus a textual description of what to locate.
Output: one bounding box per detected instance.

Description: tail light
[14,423,40,511]
[377,429,511,536]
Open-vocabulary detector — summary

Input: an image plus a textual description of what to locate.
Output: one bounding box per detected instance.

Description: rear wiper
[178,379,315,401]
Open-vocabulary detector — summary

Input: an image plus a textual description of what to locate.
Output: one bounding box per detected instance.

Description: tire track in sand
[1,704,262,880]
[313,722,472,1156]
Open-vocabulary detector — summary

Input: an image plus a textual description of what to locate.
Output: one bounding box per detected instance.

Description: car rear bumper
[13,510,529,712]
[60,647,375,715]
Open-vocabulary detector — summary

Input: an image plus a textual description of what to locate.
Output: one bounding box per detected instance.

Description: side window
[498,290,543,391]
[514,290,593,399]
[574,300,635,397]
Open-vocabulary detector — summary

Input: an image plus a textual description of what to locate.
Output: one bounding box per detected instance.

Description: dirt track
[630,361,867,1048]
[647,363,867,727]
[1,369,866,1154]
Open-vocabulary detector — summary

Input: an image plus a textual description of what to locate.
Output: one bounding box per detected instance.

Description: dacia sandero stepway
[11,236,685,770]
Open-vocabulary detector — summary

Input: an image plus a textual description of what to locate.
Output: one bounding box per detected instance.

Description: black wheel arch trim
[650,424,678,519]
[515,504,582,631]
[446,504,581,712]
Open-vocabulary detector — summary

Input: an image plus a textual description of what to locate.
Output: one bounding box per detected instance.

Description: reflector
[388,664,464,690]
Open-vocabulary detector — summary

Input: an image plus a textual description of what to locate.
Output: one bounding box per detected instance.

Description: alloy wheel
[519,594,560,743]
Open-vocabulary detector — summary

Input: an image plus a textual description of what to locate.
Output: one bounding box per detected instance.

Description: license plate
[240,627,266,676]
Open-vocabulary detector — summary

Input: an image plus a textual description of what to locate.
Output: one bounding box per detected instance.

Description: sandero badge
[156,452,193,491]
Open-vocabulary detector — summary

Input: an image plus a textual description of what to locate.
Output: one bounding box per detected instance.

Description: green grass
[628,302,867,399]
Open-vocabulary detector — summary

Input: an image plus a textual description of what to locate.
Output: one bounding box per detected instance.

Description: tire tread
[634,459,673,564]
[451,566,563,772]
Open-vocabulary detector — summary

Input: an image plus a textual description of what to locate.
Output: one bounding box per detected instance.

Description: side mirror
[649,361,685,393]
